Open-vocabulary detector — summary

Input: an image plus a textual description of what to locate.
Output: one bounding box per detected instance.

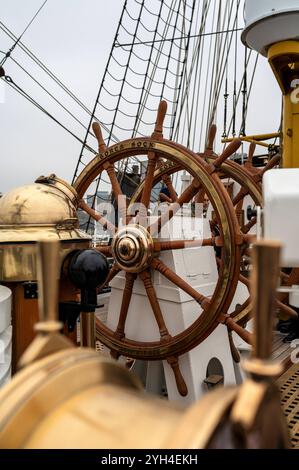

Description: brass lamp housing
[0,175,91,281]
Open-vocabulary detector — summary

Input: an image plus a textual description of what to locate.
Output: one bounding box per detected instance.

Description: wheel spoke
[232,187,248,207]
[255,155,281,181]
[161,174,178,202]
[96,263,120,294]
[151,258,210,308]
[159,192,173,203]
[244,142,257,173]
[239,273,250,289]
[220,314,253,345]
[241,217,257,234]
[154,238,214,252]
[140,153,157,211]
[138,100,168,219]
[104,162,128,223]
[139,269,171,340]
[79,200,116,234]
[195,188,204,204]
[94,245,112,257]
[149,179,201,237]
[104,163,124,199]
[277,300,298,320]
[114,272,136,340]
[157,160,178,202]
[167,356,188,397]
[205,124,217,155]
[212,139,242,169]
[92,122,107,153]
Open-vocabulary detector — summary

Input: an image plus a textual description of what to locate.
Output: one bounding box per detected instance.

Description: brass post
[35,239,62,333]
[251,241,281,360]
[243,240,283,378]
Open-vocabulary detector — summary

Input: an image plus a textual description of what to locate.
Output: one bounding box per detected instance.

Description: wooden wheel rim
[73,137,241,360]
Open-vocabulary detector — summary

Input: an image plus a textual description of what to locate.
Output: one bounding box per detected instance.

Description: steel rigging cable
[0,22,120,144]
[1,74,97,154]
[0,0,48,66]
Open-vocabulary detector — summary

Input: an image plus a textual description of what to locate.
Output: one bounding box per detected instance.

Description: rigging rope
[0,0,48,66]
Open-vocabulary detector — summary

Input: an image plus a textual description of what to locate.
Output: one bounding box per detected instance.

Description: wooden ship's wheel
[132,124,299,335]
[73,102,251,395]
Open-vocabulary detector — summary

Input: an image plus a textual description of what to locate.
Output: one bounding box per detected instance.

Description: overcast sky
[0,0,282,194]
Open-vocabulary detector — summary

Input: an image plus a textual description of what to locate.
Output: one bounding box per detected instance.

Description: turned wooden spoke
[114,273,137,340]
[104,164,124,200]
[167,356,188,397]
[227,329,241,363]
[241,217,257,234]
[161,173,178,202]
[94,245,112,257]
[139,269,171,340]
[150,179,201,236]
[79,200,116,234]
[152,100,167,139]
[104,163,131,223]
[252,155,281,183]
[139,101,168,216]
[159,192,173,203]
[151,258,210,308]
[213,139,242,169]
[154,238,214,251]
[140,153,157,210]
[276,300,297,319]
[92,122,107,153]
[243,234,256,244]
[96,263,120,294]
[239,273,250,289]
[277,300,298,320]
[244,142,258,173]
[195,187,205,204]
[220,315,253,345]
[205,124,217,155]
[232,187,249,207]
[157,158,178,203]
[259,155,281,178]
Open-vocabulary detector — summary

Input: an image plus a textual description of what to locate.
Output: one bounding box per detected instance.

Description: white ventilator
[242,0,299,56]
[0,285,12,387]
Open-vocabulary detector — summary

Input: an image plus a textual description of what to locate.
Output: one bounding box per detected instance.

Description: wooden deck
[277,362,299,449]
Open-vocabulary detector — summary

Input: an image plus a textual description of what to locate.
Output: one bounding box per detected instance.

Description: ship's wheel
[131,125,298,337]
[73,101,247,395]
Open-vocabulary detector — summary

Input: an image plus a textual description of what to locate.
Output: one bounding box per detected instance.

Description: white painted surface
[0,286,11,333]
[264,169,299,267]
[289,285,299,307]
[0,286,12,386]
[242,0,299,55]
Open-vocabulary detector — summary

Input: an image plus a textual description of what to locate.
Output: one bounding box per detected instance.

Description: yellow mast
[268,41,299,169]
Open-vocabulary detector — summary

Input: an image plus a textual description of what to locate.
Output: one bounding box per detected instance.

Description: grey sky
[0,0,281,194]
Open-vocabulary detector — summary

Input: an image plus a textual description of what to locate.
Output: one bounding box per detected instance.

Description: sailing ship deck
[278,363,299,449]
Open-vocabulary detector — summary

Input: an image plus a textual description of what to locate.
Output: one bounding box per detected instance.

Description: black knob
[247,205,257,221]
[68,249,109,290]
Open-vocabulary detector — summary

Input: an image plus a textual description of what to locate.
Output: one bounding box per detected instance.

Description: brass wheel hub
[112,224,154,273]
